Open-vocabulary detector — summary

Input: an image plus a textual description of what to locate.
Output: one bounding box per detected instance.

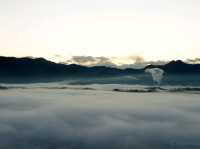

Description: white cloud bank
[0,88,200,149]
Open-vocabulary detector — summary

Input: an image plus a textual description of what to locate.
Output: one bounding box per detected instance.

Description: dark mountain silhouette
[0,56,200,83]
[0,56,142,78]
[145,60,200,74]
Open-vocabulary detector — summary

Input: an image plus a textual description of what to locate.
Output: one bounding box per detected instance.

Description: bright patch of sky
[0,0,200,63]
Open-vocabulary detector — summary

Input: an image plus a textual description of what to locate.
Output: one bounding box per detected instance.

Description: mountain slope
[0,56,141,78]
[0,57,200,80]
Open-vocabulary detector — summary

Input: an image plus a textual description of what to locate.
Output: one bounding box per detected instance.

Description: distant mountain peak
[166,60,186,66]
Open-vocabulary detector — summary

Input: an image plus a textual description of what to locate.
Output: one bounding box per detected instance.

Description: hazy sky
[0,0,200,63]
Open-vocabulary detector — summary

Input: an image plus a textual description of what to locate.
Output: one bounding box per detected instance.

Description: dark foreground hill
[0,56,200,82]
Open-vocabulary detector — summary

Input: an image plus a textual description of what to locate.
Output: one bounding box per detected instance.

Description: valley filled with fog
[0,84,200,149]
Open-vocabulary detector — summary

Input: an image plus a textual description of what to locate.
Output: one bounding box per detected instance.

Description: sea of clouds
[0,88,200,149]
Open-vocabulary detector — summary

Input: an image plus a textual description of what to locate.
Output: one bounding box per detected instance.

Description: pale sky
[0,0,200,63]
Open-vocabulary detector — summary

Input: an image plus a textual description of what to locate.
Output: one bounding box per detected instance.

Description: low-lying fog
[0,88,200,149]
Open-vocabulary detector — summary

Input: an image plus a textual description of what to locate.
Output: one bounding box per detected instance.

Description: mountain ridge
[0,56,200,80]
[145,60,200,74]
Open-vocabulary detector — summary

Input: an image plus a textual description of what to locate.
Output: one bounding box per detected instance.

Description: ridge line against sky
[1,55,200,69]
[0,0,200,62]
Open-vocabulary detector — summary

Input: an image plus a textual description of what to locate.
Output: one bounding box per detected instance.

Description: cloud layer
[66,56,116,67]
[62,55,200,68]
[0,88,200,149]
[186,58,200,64]
[65,55,168,68]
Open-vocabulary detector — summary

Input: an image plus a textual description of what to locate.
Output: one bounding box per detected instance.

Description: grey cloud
[54,54,63,58]
[129,55,145,64]
[119,60,168,69]
[65,56,167,68]
[186,58,200,64]
[67,56,97,64]
[66,56,116,67]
